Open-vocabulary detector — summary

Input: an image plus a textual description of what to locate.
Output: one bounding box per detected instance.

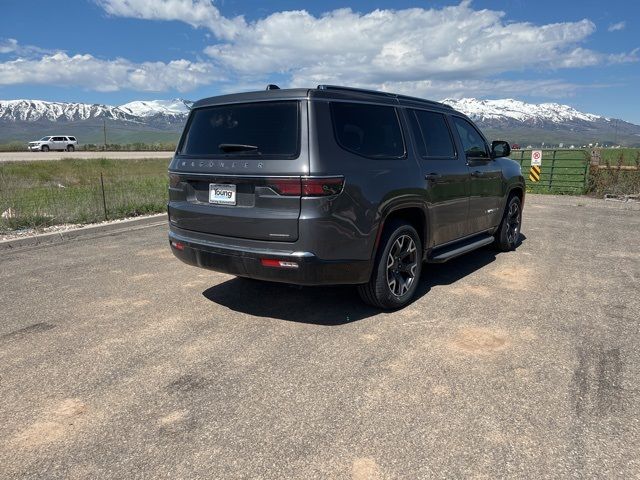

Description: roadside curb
[0,214,166,252]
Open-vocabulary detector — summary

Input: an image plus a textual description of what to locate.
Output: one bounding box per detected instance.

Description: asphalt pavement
[0,195,638,479]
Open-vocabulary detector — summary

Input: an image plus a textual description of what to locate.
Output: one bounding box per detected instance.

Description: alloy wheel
[506,201,521,245]
[386,234,418,297]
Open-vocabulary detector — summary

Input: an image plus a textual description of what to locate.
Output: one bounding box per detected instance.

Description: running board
[427,234,494,263]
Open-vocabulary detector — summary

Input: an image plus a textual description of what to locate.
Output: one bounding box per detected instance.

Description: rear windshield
[179,101,300,158]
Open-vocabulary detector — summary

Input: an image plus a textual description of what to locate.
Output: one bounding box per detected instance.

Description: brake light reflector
[260,258,299,269]
[171,241,185,251]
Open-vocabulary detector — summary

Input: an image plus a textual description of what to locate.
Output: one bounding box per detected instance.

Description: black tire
[41,145,49,152]
[358,221,423,310]
[494,195,522,251]
[66,145,75,152]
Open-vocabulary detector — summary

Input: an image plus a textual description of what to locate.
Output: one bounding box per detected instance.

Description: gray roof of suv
[191,85,454,113]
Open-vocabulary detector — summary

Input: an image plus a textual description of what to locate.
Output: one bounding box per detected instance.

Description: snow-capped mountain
[1,96,639,146]
[442,98,603,125]
[0,98,193,123]
[441,98,640,145]
[0,98,194,144]
[117,99,193,118]
[0,99,137,123]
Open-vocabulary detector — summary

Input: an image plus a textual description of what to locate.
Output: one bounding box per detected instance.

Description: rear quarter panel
[304,100,424,261]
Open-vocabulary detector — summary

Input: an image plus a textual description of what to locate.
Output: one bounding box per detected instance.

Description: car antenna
[266,84,280,90]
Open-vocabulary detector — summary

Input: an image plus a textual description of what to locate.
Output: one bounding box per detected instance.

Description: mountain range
[1,96,639,147]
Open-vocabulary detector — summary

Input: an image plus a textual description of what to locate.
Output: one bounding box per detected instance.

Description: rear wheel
[66,145,75,152]
[358,221,422,309]
[494,195,522,251]
[41,145,49,152]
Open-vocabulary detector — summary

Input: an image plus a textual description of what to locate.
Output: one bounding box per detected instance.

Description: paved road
[0,151,174,162]
[1,195,638,479]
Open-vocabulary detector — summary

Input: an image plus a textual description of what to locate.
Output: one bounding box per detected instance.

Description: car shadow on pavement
[202,237,525,325]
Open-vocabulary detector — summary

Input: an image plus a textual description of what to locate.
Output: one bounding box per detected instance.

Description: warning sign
[529,165,541,182]
[531,150,542,166]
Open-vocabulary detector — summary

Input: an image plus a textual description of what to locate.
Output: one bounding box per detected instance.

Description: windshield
[180,101,300,158]
[39,137,50,141]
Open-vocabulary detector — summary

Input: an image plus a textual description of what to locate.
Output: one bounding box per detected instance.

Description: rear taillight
[171,240,185,251]
[169,173,181,188]
[267,178,302,196]
[266,176,344,197]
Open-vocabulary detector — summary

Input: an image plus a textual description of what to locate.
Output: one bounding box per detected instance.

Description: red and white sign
[531,150,542,166]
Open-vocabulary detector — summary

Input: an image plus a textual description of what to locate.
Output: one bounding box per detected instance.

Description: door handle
[425,173,442,181]
[471,170,485,177]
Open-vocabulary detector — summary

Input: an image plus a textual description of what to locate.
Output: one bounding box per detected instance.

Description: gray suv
[168,85,524,309]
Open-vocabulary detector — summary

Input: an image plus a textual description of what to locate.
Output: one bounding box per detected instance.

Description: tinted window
[180,101,299,158]
[409,110,456,158]
[331,103,404,158]
[452,117,488,158]
[68,137,76,141]
[53,137,64,141]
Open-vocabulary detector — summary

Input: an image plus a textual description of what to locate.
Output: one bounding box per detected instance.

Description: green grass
[0,158,169,233]
[599,148,640,166]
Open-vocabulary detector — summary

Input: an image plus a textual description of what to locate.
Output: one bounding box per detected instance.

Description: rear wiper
[218,143,259,153]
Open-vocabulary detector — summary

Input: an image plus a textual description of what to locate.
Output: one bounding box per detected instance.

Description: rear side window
[330,103,405,158]
[452,116,489,159]
[408,110,456,158]
[180,101,300,158]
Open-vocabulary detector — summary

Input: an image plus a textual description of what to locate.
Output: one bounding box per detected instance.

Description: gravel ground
[0,194,638,479]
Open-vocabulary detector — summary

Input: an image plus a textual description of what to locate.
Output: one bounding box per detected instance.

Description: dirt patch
[489,265,533,290]
[450,327,509,355]
[12,398,87,448]
[431,384,452,396]
[449,284,492,297]
[131,273,154,281]
[352,457,382,480]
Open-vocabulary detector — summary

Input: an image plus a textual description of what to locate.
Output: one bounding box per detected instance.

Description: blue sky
[1,0,639,122]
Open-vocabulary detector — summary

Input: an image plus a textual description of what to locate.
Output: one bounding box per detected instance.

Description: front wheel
[358,221,422,310]
[41,145,49,152]
[494,195,522,251]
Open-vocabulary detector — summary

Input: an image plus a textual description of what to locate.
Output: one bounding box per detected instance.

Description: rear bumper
[168,227,371,286]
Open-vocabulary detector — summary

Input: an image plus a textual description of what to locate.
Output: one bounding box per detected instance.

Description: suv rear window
[331,102,405,158]
[180,101,300,158]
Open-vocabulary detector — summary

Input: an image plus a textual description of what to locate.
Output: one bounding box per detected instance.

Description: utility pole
[103,118,107,150]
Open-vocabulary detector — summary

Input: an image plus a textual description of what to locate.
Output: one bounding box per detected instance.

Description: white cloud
[95,0,244,40]
[608,21,626,32]
[0,38,19,54]
[197,2,633,88]
[0,52,220,92]
[0,38,54,56]
[5,2,638,97]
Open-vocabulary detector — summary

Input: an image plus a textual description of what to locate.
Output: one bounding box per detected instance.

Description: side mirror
[491,140,511,158]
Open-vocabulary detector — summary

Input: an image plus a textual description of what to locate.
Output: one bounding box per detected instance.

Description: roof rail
[317,84,395,98]
[316,84,451,109]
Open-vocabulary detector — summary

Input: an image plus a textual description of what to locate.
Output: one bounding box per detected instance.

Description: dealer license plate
[209,183,236,205]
